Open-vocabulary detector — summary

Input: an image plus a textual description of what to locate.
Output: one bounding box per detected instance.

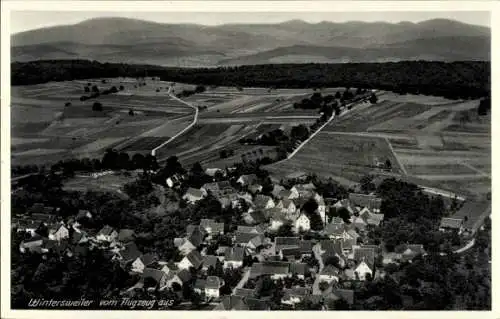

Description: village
[12,160,487,310]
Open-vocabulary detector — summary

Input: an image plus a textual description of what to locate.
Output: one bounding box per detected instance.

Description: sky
[11,11,490,34]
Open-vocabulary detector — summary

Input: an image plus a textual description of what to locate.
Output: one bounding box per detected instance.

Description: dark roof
[332,289,355,305]
[235,232,263,245]
[299,240,314,254]
[186,250,204,268]
[353,247,375,268]
[206,276,221,289]
[187,227,205,247]
[439,217,463,229]
[214,296,248,310]
[143,268,165,283]
[73,244,89,257]
[275,237,300,251]
[225,247,245,262]
[289,262,308,276]
[176,269,192,282]
[250,261,290,278]
[97,225,115,236]
[118,229,136,242]
[194,279,207,290]
[234,288,257,298]
[237,225,266,234]
[120,242,142,262]
[249,210,268,224]
[281,247,301,258]
[71,231,86,245]
[348,193,382,210]
[140,253,157,266]
[203,255,220,269]
[254,195,273,208]
[321,239,344,256]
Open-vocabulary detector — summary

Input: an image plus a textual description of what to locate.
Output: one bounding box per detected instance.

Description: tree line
[12,60,490,99]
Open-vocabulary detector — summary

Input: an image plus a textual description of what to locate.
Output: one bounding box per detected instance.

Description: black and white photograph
[1,0,495,316]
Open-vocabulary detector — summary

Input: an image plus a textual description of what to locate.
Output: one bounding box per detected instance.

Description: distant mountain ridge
[11,17,490,67]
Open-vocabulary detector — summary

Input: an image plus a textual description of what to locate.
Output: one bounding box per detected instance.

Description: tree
[276,223,294,237]
[369,93,378,104]
[319,281,329,292]
[92,85,99,93]
[385,159,392,170]
[65,102,71,107]
[92,102,103,111]
[84,86,90,93]
[119,85,124,91]
[128,109,134,116]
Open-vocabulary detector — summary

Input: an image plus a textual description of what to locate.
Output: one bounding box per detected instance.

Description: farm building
[448,201,491,236]
[439,217,464,234]
[183,187,206,203]
[348,193,382,213]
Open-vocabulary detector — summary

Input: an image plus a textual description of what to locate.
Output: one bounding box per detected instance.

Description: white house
[294,213,311,232]
[254,195,275,210]
[174,238,197,255]
[177,250,204,270]
[49,224,69,241]
[223,247,245,269]
[205,276,224,299]
[355,261,373,281]
[276,199,297,217]
[96,225,118,242]
[183,187,206,204]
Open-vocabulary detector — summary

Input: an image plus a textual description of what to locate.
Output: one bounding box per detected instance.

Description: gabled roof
[97,225,115,236]
[299,240,314,254]
[71,231,86,245]
[281,198,295,208]
[353,247,375,268]
[184,187,204,198]
[143,267,165,283]
[187,226,205,247]
[118,229,136,242]
[237,225,265,234]
[321,239,344,257]
[254,195,273,208]
[331,289,355,305]
[140,253,157,266]
[186,250,204,268]
[235,232,263,245]
[366,213,385,226]
[440,217,463,229]
[203,255,220,269]
[248,184,263,194]
[194,279,207,290]
[289,262,307,276]
[250,261,290,278]
[76,209,92,220]
[330,217,345,225]
[248,210,268,224]
[348,193,382,210]
[234,288,257,298]
[324,223,345,236]
[176,269,192,282]
[224,246,245,262]
[279,189,293,199]
[272,185,286,197]
[320,265,339,276]
[293,183,316,191]
[206,276,222,289]
[275,237,300,251]
[281,247,301,258]
[202,182,219,192]
[121,242,142,262]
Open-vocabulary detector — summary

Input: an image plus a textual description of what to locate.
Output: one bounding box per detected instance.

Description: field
[12,77,332,166]
[266,91,491,199]
[62,171,139,199]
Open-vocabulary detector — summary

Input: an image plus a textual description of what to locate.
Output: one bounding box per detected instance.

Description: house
[316,197,327,224]
[237,174,258,186]
[243,210,268,225]
[237,225,266,235]
[205,276,224,299]
[233,288,257,298]
[116,242,142,265]
[183,187,206,203]
[323,223,346,239]
[439,217,464,234]
[333,199,355,215]
[450,201,491,236]
[202,255,220,272]
[224,247,245,269]
[131,253,157,273]
[291,183,316,198]
[118,229,136,243]
[348,193,382,213]
[299,240,314,257]
[178,250,204,270]
[250,261,290,280]
[186,225,206,246]
[289,262,308,279]
[352,216,367,231]
[353,247,375,281]
[213,296,270,310]
[276,199,297,217]
[279,189,298,200]
[96,225,118,242]
[205,168,224,177]
[294,213,311,232]
[234,232,265,252]
[166,174,183,188]
[254,195,275,210]
[174,237,197,255]
[329,289,355,306]
[395,244,426,262]
[280,247,301,261]
[318,265,340,283]
[269,211,287,231]
[248,184,263,195]
[48,224,69,241]
[275,237,301,252]
[200,219,224,235]
[281,287,311,305]
[19,235,45,253]
[319,240,346,267]
[165,269,192,289]
[271,185,286,198]
[286,171,308,182]
[76,209,92,221]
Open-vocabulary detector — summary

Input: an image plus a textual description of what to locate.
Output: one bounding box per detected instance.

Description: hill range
[11,17,490,67]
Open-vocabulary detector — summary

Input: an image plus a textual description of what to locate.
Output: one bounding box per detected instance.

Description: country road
[151,86,199,156]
